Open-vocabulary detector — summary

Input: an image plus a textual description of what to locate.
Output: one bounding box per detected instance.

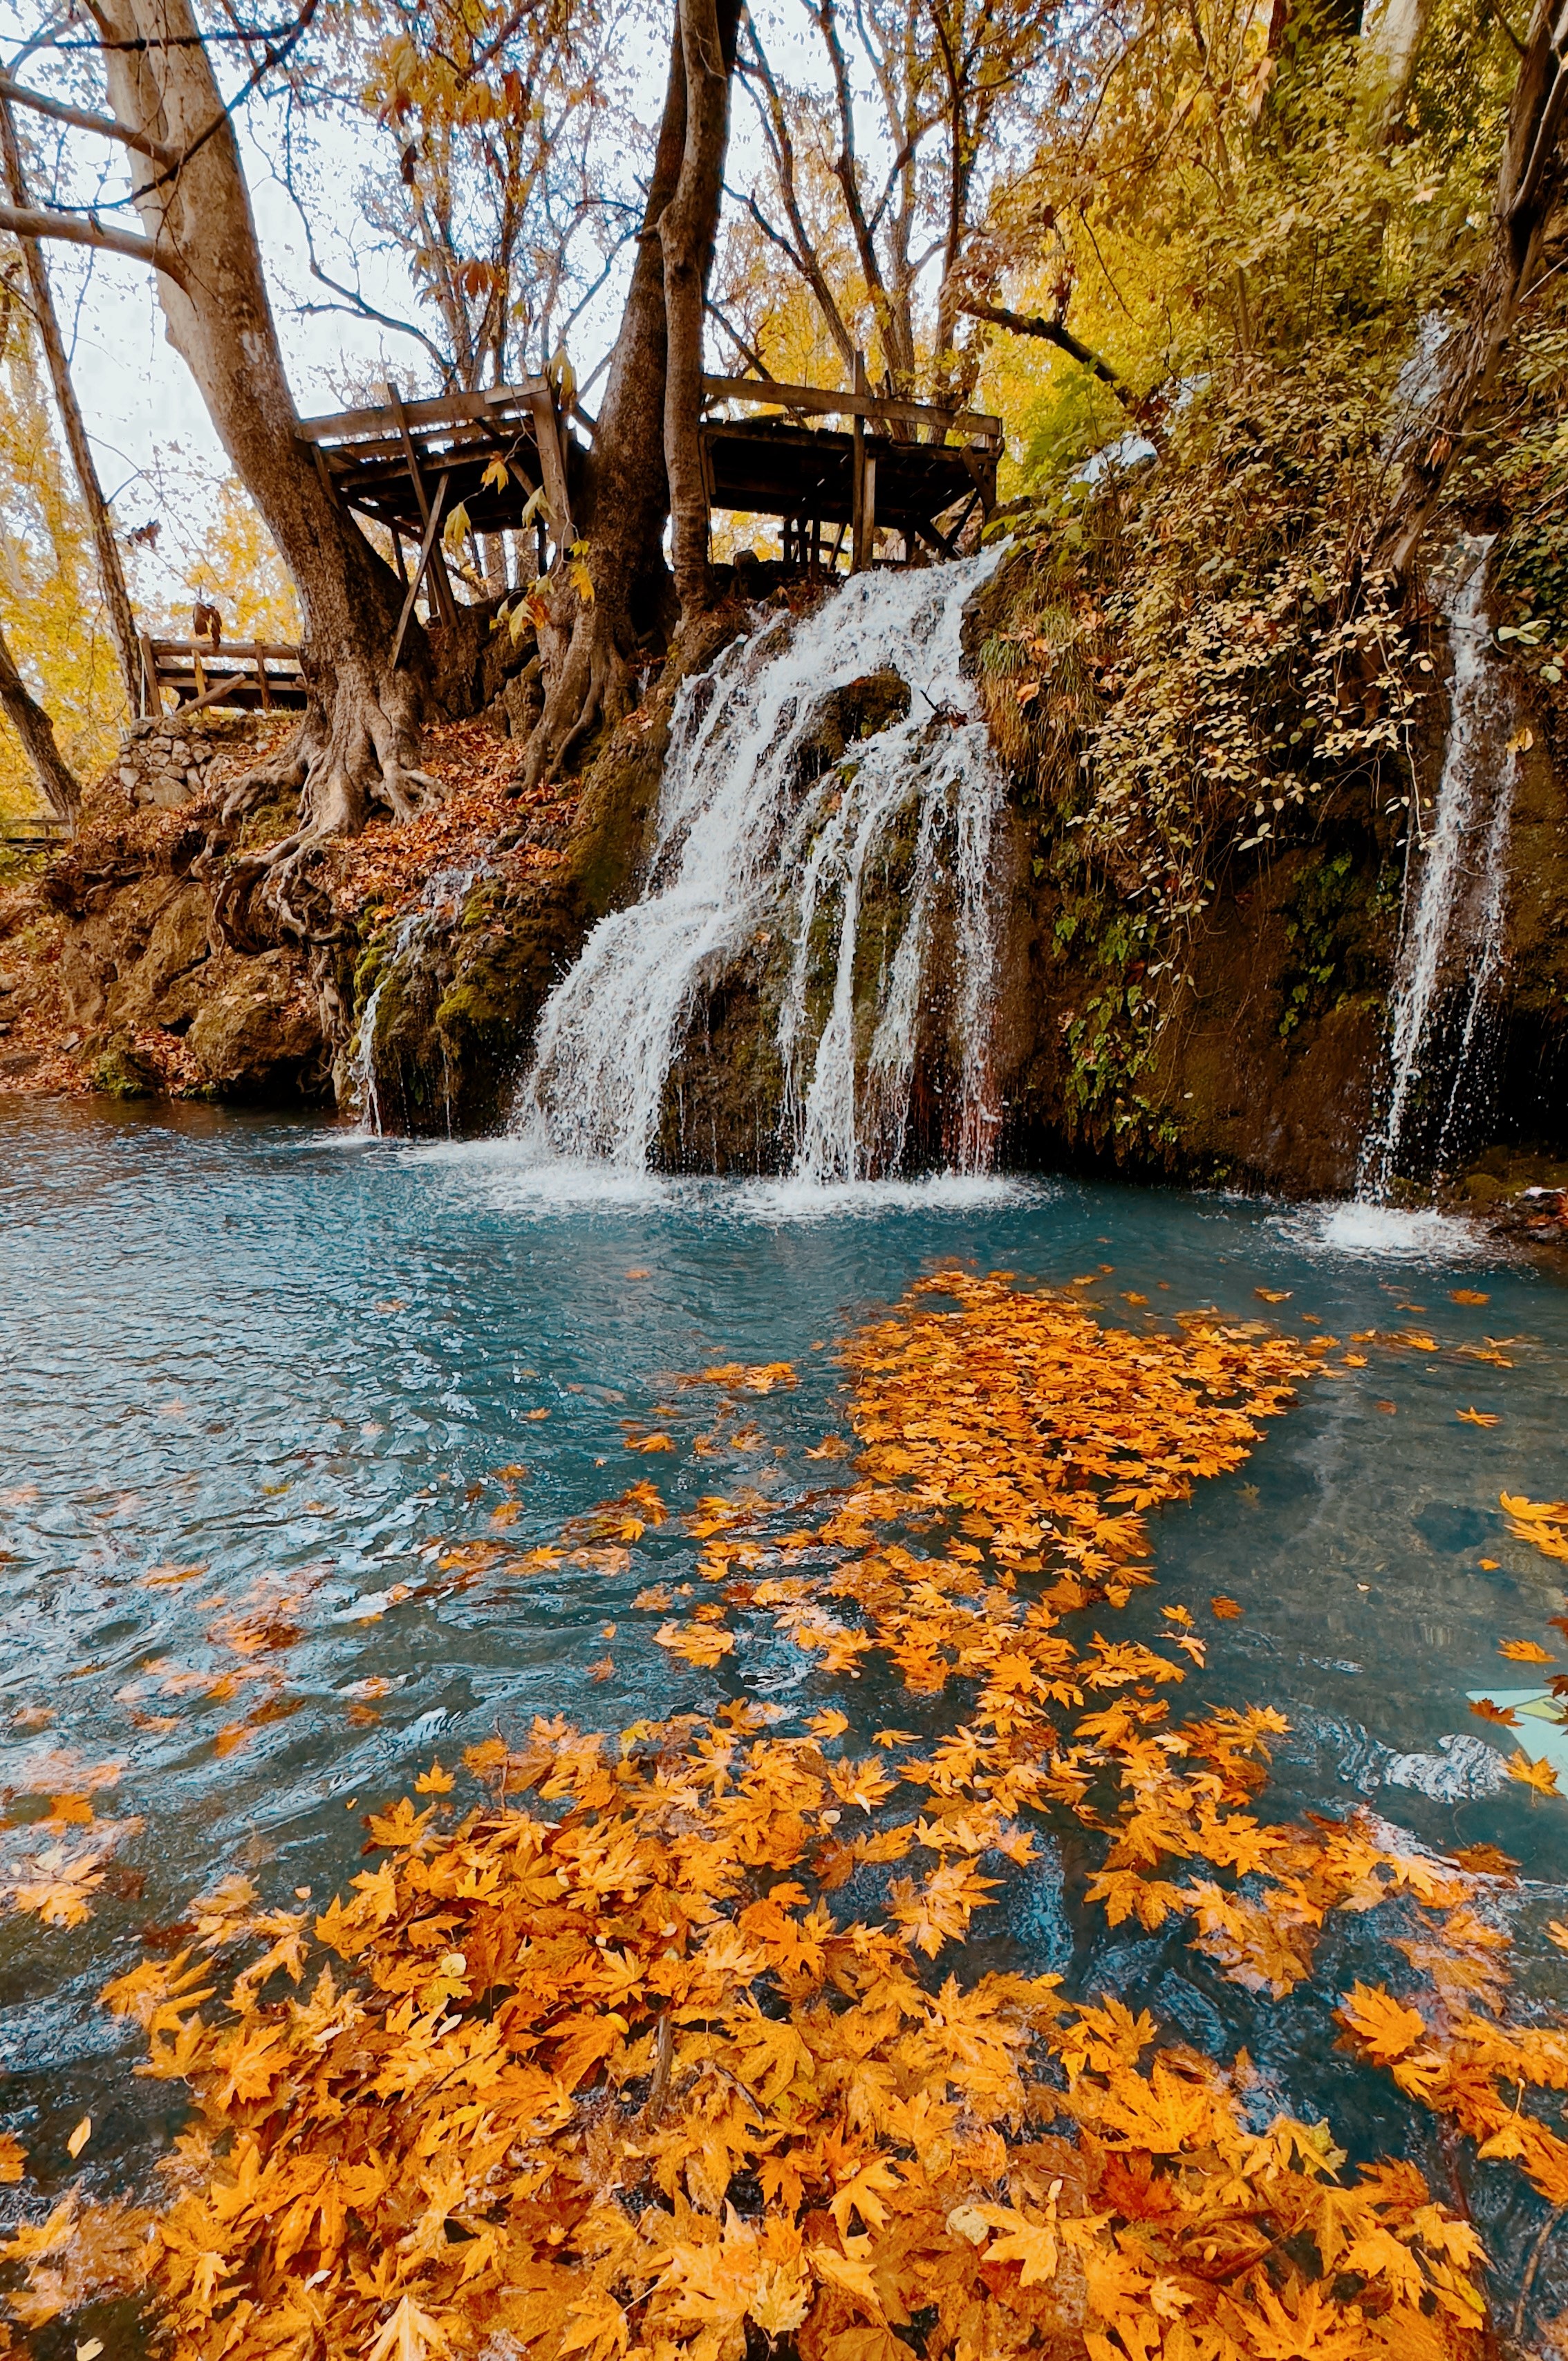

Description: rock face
[351,610,743,1137]
[6,570,1566,1200]
[349,583,1568,1195]
[17,765,331,1103]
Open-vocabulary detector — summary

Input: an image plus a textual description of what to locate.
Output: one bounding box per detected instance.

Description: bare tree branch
[738,11,857,368]
[704,293,772,375]
[0,198,189,284]
[0,70,181,164]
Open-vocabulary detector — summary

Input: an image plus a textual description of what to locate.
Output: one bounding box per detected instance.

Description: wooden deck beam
[701,372,1001,446]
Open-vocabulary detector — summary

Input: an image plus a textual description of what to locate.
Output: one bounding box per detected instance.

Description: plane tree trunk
[0,619,80,827]
[662,0,740,618]
[521,0,740,787]
[88,0,433,842]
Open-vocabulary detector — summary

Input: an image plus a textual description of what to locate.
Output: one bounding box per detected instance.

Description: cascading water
[1434,727,1517,1172]
[511,551,1008,1179]
[1358,536,1515,1200]
[351,864,492,1136]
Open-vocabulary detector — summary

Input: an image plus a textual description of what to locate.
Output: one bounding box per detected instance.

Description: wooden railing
[140,636,306,718]
[700,373,1003,449]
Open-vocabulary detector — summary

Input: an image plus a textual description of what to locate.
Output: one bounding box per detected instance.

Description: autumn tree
[521,0,743,785]
[288,0,631,396]
[736,0,1058,413]
[0,0,439,843]
[0,275,127,823]
[0,93,143,722]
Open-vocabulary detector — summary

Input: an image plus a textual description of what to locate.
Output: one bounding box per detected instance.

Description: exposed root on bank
[520,596,640,792]
[219,655,440,840]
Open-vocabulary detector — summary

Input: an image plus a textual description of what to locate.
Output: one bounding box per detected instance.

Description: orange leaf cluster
[1,1274,1522,2359]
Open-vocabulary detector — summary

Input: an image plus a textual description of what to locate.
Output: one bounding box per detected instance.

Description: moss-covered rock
[92,1045,160,1098]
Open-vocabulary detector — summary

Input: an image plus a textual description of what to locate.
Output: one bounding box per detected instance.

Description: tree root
[519,597,637,792]
[203,658,442,955]
[219,655,438,834]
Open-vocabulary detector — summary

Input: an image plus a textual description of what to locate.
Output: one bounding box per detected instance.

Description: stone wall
[111,714,261,810]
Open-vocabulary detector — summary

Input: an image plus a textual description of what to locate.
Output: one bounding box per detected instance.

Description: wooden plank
[701,372,1001,443]
[297,381,545,447]
[958,447,997,517]
[150,638,300,660]
[391,472,451,671]
[529,386,575,548]
[173,672,263,720]
[386,382,459,631]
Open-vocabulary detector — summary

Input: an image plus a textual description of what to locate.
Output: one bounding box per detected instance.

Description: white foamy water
[1359,539,1511,1198]
[402,1138,1040,1225]
[1271,1197,1488,1263]
[511,552,1007,1179]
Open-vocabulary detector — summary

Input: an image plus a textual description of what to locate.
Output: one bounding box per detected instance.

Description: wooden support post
[138,633,161,716]
[851,351,869,574]
[177,672,242,720]
[958,447,996,519]
[528,386,575,557]
[864,454,877,566]
[253,648,272,711]
[192,646,208,702]
[391,473,451,671]
[384,380,459,629]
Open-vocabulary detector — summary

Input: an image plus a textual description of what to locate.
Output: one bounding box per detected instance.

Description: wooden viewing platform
[135,366,1003,713]
[699,368,1002,566]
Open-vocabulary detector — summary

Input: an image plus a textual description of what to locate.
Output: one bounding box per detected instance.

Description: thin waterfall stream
[351,862,495,1137]
[510,551,1007,1179]
[1358,536,1517,1200]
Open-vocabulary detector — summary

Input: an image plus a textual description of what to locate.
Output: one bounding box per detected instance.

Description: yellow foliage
[0,325,124,817]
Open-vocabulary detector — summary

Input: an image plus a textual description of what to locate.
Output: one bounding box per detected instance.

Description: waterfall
[511,552,1007,1179]
[351,864,492,1135]
[1358,537,1514,1199]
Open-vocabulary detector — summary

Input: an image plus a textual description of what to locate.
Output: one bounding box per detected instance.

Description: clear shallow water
[4,1100,1568,2287]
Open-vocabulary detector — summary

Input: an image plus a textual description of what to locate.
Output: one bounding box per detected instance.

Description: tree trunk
[660,0,740,617]
[519,16,689,788]
[89,0,433,841]
[1376,0,1567,584]
[519,0,740,786]
[0,93,144,721]
[0,619,80,826]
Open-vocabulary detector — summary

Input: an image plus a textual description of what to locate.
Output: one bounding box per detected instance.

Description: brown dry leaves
[0,1273,1534,2360]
